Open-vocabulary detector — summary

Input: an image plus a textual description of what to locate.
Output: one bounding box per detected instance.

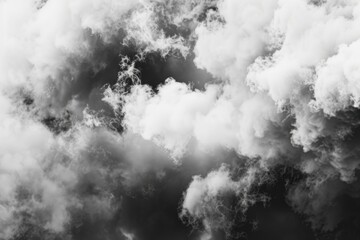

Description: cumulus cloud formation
[118,0,360,238]
[2,0,360,239]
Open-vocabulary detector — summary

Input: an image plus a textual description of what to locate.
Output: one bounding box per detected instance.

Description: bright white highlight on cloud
[181,165,258,217]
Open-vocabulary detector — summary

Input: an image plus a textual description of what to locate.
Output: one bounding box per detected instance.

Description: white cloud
[116,0,360,232]
[180,164,261,238]
[4,0,360,237]
[0,0,197,237]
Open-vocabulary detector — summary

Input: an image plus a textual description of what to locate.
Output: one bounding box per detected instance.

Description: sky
[1,0,360,239]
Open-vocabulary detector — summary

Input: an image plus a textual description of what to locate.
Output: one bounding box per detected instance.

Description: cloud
[313,40,360,115]
[116,0,360,235]
[0,0,210,238]
[122,78,219,158]
[4,0,360,239]
[194,0,279,81]
[180,164,264,239]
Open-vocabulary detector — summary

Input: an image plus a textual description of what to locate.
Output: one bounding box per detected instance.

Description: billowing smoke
[2,0,360,239]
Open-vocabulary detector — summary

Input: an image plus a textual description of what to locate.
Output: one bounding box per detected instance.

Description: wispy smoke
[2,0,360,239]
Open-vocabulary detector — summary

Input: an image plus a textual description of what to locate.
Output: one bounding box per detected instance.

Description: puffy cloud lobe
[313,40,360,115]
[123,78,294,160]
[181,165,258,217]
[123,79,219,158]
[245,0,360,152]
[194,0,279,81]
[180,164,263,239]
